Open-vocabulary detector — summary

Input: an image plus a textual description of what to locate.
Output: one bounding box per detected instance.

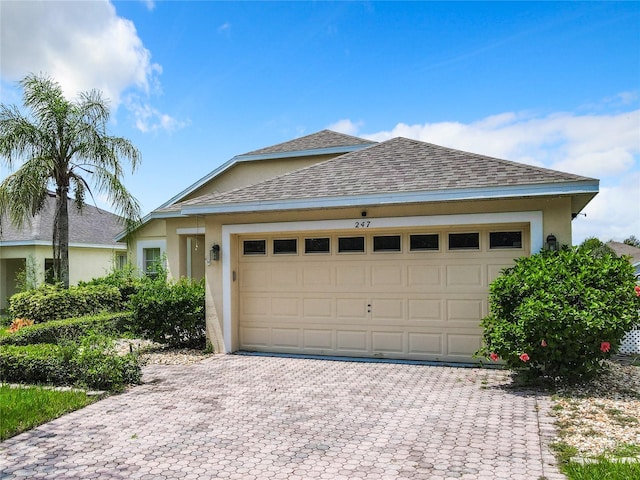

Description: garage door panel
[240,326,271,347]
[408,265,442,287]
[408,333,444,355]
[372,331,405,353]
[371,265,404,287]
[336,330,368,352]
[240,295,269,316]
[271,297,300,317]
[239,266,269,290]
[303,265,333,287]
[336,265,368,287]
[488,263,513,283]
[272,328,301,348]
[447,299,484,324]
[303,329,334,349]
[447,264,483,286]
[303,298,333,318]
[371,298,404,320]
[408,299,442,322]
[271,267,300,289]
[336,297,368,319]
[447,333,483,357]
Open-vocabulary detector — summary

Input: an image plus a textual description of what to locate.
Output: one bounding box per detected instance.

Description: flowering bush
[478,244,640,381]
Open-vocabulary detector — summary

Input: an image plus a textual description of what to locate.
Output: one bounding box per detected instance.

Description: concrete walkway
[1,355,565,479]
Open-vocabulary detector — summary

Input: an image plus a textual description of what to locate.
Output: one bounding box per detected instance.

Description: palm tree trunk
[53,189,70,288]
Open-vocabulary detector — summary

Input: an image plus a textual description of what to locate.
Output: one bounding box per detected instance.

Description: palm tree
[0,73,141,288]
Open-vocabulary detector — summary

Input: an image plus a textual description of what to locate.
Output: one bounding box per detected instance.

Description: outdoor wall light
[545,234,558,251]
[210,244,220,263]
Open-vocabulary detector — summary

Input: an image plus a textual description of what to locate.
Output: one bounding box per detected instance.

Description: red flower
[489,352,499,362]
[635,285,640,297]
[519,353,530,362]
[600,341,611,353]
[541,340,547,347]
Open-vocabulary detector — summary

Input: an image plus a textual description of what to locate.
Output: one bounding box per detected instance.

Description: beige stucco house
[0,192,127,314]
[123,130,599,363]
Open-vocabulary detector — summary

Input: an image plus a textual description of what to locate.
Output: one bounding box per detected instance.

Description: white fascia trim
[183,181,599,216]
[176,227,205,235]
[0,240,126,250]
[220,211,543,353]
[115,211,188,242]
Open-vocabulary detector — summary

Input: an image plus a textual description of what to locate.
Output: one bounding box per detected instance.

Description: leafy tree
[624,235,640,248]
[0,74,141,287]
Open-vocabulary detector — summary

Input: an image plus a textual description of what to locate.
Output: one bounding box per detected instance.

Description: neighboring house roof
[169,137,598,215]
[607,241,640,268]
[0,192,125,247]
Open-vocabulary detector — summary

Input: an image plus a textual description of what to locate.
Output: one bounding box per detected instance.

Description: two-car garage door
[237,225,528,362]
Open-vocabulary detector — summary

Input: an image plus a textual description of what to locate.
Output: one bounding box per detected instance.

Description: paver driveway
[1,355,564,479]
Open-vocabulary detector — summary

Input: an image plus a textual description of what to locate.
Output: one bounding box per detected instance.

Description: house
[123,130,599,363]
[607,241,640,279]
[0,192,128,314]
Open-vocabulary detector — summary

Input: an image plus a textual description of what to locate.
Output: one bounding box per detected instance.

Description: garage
[237,223,529,362]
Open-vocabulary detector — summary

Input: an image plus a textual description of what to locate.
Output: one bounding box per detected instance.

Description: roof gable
[172,137,598,214]
[242,129,376,156]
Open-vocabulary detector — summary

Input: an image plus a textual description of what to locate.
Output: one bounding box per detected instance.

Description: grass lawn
[0,384,96,441]
[561,459,640,480]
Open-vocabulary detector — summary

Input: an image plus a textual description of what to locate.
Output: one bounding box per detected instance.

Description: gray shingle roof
[0,193,125,246]
[168,137,596,212]
[242,129,376,156]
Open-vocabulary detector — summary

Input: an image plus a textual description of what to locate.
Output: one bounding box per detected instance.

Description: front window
[143,248,161,274]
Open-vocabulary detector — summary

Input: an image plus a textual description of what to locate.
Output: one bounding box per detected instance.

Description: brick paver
[1,355,565,479]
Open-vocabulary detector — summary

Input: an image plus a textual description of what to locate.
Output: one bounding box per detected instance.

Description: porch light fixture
[210,244,220,263]
[545,234,558,251]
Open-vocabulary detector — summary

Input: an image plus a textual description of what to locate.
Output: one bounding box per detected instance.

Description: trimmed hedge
[0,341,142,391]
[129,277,205,348]
[0,312,134,346]
[9,284,122,323]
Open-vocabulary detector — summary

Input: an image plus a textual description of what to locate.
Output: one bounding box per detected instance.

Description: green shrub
[0,312,134,346]
[477,247,640,381]
[0,336,141,392]
[79,264,146,305]
[129,277,205,348]
[9,284,122,323]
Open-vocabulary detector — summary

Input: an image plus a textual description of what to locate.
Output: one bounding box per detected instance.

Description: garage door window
[273,239,297,254]
[338,236,365,253]
[449,233,480,250]
[373,235,401,252]
[490,231,522,249]
[305,237,330,254]
[243,240,266,255]
[410,234,439,251]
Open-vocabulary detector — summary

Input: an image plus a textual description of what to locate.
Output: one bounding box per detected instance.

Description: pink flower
[541,340,547,347]
[489,352,499,362]
[635,285,640,297]
[519,353,530,362]
[600,341,611,353]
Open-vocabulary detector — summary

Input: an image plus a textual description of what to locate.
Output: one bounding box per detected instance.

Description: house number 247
[354,220,371,228]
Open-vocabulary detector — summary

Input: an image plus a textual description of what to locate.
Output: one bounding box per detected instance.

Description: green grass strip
[562,459,640,480]
[0,384,96,441]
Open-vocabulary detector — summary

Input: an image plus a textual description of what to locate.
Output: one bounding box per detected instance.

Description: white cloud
[327,119,363,136]
[218,22,231,34]
[334,106,640,244]
[126,97,190,134]
[0,0,181,133]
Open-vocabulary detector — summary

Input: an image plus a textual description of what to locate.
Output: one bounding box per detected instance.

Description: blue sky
[1,1,639,244]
